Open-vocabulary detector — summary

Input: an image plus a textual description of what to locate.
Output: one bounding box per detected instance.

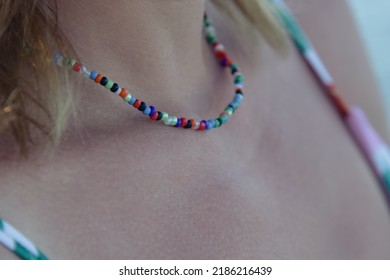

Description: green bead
[161,112,168,122]
[225,107,234,117]
[206,35,216,44]
[214,119,220,128]
[123,94,131,102]
[105,79,114,89]
[234,75,244,84]
[230,64,239,71]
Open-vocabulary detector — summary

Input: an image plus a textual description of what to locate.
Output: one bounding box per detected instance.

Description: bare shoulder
[290,0,389,140]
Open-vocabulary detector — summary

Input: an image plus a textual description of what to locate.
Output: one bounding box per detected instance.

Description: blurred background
[348,0,390,125]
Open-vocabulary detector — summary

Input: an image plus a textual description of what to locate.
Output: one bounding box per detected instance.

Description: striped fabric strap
[270,0,390,198]
[0,218,48,260]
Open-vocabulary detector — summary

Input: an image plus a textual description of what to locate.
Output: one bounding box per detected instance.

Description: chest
[1,46,390,259]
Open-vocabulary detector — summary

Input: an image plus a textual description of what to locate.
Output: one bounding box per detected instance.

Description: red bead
[212,41,219,48]
[180,117,188,127]
[73,62,82,72]
[150,111,158,120]
[133,99,141,108]
[119,88,128,98]
[215,50,227,59]
[198,122,205,130]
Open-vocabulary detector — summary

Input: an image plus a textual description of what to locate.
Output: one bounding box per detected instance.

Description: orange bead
[190,119,196,128]
[94,74,102,83]
[119,88,128,98]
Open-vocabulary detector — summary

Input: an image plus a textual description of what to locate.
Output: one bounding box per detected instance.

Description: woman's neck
[56,0,224,114]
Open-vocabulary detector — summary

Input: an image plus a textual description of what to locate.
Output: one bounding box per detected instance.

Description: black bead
[231,69,238,75]
[217,117,224,125]
[235,89,244,95]
[138,102,146,112]
[185,120,193,128]
[156,111,163,121]
[110,83,119,93]
[100,76,108,86]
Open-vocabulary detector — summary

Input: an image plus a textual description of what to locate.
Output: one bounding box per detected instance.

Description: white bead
[205,26,215,36]
[164,116,173,126]
[170,116,178,126]
[114,87,122,95]
[193,121,200,130]
[83,70,91,78]
[214,43,225,52]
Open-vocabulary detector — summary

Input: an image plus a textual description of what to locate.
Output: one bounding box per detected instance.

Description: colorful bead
[193,121,200,130]
[175,118,182,127]
[95,74,103,83]
[138,102,146,112]
[133,99,141,108]
[113,86,122,95]
[129,96,136,105]
[161,112,168,122]
[143,106,151,116]
[170,116,178,126]
[150,111,159,120]
[123,94,131,102]
[105,80,114,89]
[73,62,82,72]
[149,106,156,117]
[100,76,108,86]
[180,117,188,127]
[90,71,98,80]
[198,121,206,131]
[119,88,128,98]
[185,119,193,129]
[164,116,173,125]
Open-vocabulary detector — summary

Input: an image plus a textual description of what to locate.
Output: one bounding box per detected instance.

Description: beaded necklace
[54,13,244,131]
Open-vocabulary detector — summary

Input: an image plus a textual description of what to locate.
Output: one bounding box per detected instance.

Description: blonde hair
[0,0,285,155]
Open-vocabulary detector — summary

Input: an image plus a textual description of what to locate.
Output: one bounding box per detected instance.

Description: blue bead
[53,53,62,64]
[175,118,182,127]
[143,106,151,115]
[129,96,136,105]
[234,95,243,103]
[90,71,98,80]
[207,120,214,130]
[149,106,156,117]
[201,120,208,130]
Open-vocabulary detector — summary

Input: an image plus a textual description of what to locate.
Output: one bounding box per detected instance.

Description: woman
[0,0,389,259]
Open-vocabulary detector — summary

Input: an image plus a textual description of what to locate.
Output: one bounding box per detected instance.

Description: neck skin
[56,0,225,118]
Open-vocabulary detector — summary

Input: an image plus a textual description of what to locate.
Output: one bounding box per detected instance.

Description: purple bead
[220,58,228,67]
[201,120,208,130]
[175,118,182,127]
[149,106,156,117]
